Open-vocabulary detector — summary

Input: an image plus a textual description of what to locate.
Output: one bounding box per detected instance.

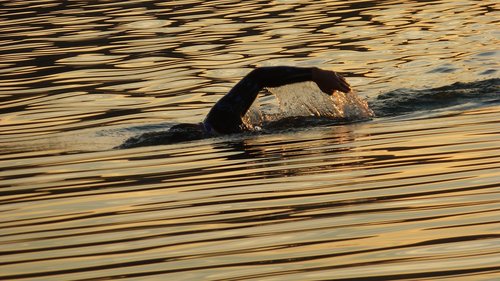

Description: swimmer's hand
[312,68,352,94]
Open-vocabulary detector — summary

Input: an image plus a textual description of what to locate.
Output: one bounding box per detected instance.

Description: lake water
[1,0,499,280]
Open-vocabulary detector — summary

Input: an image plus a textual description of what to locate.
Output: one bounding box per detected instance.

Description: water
[1,0,499,280]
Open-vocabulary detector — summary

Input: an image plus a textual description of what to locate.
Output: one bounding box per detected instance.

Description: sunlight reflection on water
[0,0,499,280]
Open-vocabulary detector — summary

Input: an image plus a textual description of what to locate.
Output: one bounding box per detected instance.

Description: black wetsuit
[203,66,317,135]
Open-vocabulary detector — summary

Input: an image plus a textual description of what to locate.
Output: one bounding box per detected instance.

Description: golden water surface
[0,0,499,280]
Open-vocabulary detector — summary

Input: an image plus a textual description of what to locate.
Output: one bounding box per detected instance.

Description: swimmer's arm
[205,66,351,133]
[249,66,352,94]
[215,66,351,118]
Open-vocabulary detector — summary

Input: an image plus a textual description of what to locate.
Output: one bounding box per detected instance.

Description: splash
[244,81,374,128]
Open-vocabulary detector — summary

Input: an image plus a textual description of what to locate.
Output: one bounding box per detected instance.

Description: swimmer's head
[117,123,204,149]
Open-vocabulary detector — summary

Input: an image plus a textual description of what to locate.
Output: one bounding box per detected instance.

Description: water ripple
[1,0,499,280]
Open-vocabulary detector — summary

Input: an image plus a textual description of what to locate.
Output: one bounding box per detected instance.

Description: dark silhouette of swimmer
[119,66,351,148]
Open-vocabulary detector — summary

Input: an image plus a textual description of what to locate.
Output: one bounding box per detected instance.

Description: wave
[116,78,499,148]
[246,78,499,131]
[369,78,500,117]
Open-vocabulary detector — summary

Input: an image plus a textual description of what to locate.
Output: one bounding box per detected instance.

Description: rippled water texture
[1,0,499,280]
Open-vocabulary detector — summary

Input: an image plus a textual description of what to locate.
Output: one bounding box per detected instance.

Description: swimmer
[119,66,351,148]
